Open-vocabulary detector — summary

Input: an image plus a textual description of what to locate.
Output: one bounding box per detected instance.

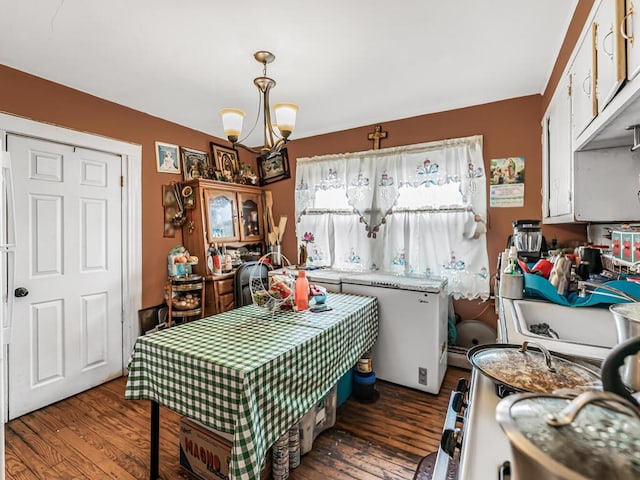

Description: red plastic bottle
[295,271,310,311]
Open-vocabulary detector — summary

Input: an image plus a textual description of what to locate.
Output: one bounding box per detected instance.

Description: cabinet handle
[621,3,634,46]
[602,28,615,57]
[582,73,592,96]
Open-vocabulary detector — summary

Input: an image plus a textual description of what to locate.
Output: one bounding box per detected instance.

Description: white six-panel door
[7,134,123,419]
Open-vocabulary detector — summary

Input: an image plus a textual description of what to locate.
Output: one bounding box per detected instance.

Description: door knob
[14,287,29,297]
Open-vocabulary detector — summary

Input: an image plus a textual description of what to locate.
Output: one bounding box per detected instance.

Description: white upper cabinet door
[595,0,626,112]
[623,0,640,80]
[543,71,573,220]
[571,23,598,140]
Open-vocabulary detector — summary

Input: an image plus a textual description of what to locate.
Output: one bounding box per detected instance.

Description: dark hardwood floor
[5,366,470,480]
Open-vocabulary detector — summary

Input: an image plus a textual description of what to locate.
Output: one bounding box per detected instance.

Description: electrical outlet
[418,367,428,385]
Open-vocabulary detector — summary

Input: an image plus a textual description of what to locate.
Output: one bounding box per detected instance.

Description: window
[295,135,489,299]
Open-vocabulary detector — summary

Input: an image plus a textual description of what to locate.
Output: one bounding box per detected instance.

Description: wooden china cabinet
[180,179,266,317]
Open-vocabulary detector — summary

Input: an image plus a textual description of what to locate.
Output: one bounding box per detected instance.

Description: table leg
[150,401,160,479]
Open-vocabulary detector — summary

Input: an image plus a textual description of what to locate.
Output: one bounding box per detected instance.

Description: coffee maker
[506,219,548,262]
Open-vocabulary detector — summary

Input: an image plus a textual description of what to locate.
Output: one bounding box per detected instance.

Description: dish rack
[601,253,640,278]
[250,252,295,312]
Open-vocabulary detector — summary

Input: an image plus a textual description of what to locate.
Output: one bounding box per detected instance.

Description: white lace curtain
[295,135,490,299]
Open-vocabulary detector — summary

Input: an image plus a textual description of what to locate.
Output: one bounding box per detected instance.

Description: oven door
[458,370,514,480]
[432,378,468,479]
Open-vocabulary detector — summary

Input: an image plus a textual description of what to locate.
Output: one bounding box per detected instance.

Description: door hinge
[120,175,124,187]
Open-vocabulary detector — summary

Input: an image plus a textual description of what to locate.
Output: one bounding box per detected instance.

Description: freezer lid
[341,272,447,293]
[306,269,351,284]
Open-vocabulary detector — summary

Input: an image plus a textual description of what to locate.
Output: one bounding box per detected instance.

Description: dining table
[124,292,378,480]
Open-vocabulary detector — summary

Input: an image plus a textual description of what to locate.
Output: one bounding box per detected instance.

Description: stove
[442,295,610,480]
[431,369,515,480]
[457,370,513,479]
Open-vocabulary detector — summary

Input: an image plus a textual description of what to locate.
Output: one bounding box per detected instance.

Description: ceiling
[0,1,578,147]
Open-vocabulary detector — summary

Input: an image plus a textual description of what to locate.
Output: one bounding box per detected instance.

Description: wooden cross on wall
[367,125,388,150]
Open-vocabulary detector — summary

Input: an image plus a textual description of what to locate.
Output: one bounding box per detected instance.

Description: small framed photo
[257,148,291,185]
[210,142,239,179]
[180,147,211,181]
[156,141,181,174]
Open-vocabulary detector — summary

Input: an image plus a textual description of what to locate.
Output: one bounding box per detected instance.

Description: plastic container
[337,368,353,406]
[353,370,378,403]
[299,386,337,455]
[295,271,310,311]
[499,273,524,299]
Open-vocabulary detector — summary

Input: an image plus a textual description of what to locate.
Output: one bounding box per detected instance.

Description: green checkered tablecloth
[125,293,377,480]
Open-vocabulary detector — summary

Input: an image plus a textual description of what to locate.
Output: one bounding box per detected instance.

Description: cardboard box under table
[124,293,378,480]
[179,417,271,480]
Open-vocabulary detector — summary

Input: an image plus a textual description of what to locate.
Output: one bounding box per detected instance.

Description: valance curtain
[295,135,490,299]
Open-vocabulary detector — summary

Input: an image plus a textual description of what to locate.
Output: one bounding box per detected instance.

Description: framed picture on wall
[180,146,211,181]
[156,141,181,174]
[257,148,290,185]
[210,142,239,181]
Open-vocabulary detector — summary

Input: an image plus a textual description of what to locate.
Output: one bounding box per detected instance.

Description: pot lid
[496,391,640,479]
[468,341,601,393]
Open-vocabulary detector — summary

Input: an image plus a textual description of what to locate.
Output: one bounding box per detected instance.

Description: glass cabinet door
[238,192,264,242]
[204,189,239,242]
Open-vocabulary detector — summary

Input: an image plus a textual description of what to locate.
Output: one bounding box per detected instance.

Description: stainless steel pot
[608,303,640,400]
[496,390,640,480]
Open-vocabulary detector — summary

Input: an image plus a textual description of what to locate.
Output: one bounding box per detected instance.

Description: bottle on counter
[223,253,233,272]
[503,246,518,274]
[209,243,222,274]
[295,271,310,311]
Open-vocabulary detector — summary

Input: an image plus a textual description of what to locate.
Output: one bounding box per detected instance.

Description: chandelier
[219,51,299,157]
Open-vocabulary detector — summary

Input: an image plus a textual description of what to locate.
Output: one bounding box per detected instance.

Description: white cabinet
[542,71,573,220]
[573,146,640,221]
[623,0,640,81]
[542,0,640,224]
[571,24,598,140]
[595,0,625,112]
[578,0,640,150]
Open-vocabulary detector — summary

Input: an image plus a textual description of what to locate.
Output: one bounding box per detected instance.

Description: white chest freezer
[341,272,449,394]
